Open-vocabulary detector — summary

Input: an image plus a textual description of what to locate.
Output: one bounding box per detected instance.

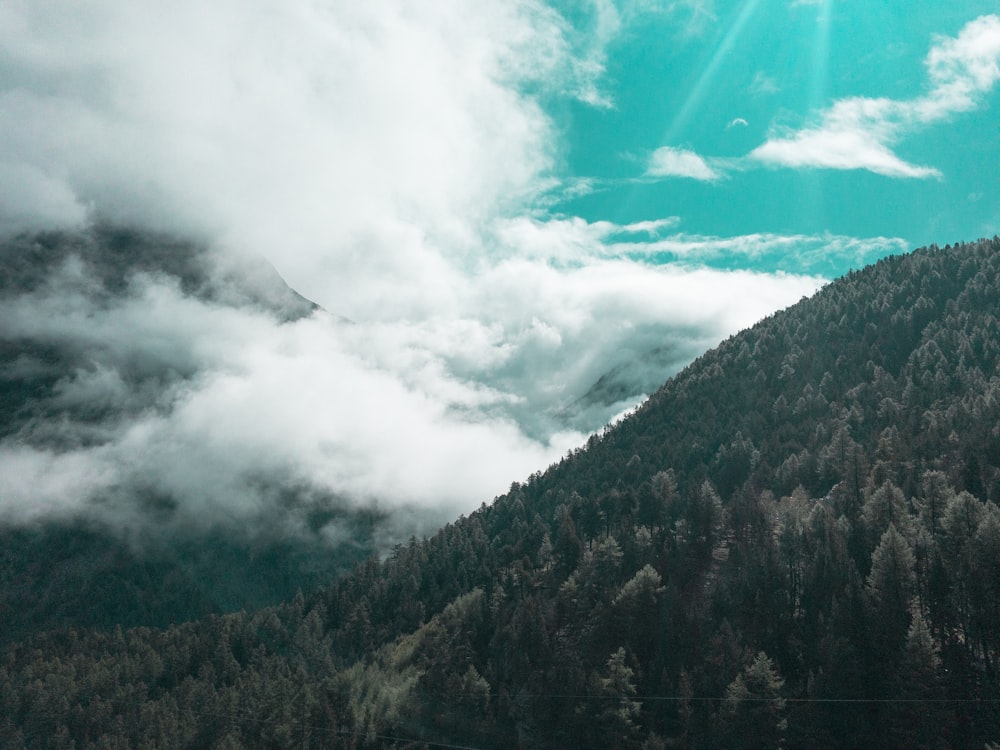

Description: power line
[179,704,484,750]
[399,689,1000,705]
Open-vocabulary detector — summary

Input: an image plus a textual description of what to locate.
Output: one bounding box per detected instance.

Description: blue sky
[545,1,1000,274]
[1,1,999,531]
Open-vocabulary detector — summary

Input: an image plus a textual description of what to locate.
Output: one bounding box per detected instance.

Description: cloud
[0,255,573,534]
[646,146,722,180]
[0,163,90,234]
[0,0,901,556]
[922,14,1000,116]
[750,14,1000,176]
[671,0,718,37]
[749,107,942,178]
[0,227,827,544]
[0,0,573,286]
[749,71,780,96]
[626,231,909,275]
[508,217,908,275]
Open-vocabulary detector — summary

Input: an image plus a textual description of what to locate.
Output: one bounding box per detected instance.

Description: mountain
[0,226,376,641]
[557,343,690,431]
[3,237,1000,748]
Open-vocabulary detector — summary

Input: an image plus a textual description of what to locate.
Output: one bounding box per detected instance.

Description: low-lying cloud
[0,230,827,543]
[0,0,897,552]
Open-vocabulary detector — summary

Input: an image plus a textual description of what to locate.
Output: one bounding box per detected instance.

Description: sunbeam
[802,0,835,229]
[662,0,764,145]
[607,0,764,224]
[808,0,833,111]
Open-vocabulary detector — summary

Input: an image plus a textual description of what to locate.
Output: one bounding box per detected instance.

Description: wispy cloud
[750,14,1000,177]
[646,146,722,180]
[672,0,718,37]
[494,215,906,275]
[623,231,909,274]
[749,102,942,178]
[749,71,780,96]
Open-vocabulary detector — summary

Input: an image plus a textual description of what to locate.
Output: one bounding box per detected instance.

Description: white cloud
[749,109,941,178]
[0,162,89,234]
[921,14,1000,117]
[0,0,903,552]
[492,215,907,275]
[618,217,683,235]
[0,233,826,538]
[639,232,909,273]
[671,0,718,37]
[646,146,722,180]
[750,14,1000,177]
[0,446,113,521]
[0,0,571,299]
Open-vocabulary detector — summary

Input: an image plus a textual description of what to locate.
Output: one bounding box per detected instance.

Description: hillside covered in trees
[3,237,1000,748]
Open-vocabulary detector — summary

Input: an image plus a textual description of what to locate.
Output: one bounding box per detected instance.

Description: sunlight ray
[662,0,763,145]
[808,0,833,111]
[802,0,834,229]
[609,0,764,225]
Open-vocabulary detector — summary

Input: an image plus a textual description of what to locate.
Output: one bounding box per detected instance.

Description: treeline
[3,238,1000,748]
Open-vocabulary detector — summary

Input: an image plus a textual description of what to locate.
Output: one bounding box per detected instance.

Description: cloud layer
[0,227,830,540]
[0,1,904,550]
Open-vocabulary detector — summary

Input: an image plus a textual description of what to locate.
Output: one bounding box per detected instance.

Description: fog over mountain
[2,1,997,595]
[0,225,817,547]
[5,237,1000,749]
[0,0,859,549]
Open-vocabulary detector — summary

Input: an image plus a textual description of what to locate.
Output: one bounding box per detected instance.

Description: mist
[0,1,900,553]
[0,226,827,547]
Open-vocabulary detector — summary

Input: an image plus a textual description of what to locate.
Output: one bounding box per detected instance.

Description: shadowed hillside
[3,237,1000,749]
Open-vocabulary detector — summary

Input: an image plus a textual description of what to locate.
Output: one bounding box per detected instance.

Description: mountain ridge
[3,236,1000,748]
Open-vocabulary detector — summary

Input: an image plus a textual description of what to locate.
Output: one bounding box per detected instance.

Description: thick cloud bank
[0,228,824,545]
[0,1,897,548]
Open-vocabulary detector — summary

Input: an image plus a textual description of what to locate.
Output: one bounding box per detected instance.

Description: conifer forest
[3,237,1000,748]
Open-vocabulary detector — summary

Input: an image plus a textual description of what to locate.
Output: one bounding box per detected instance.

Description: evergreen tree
[719,651,787,749]
[887,606,950,749]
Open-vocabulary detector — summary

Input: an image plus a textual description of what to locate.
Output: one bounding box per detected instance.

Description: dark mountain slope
[0,224,317,318]
[556,238,1000,504]
[3,238,1000,749]
[0,226,374,642]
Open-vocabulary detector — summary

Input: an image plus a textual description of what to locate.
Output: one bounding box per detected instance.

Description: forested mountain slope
[3,238,1000,749]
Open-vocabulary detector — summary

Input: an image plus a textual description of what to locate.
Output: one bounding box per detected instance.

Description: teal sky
[543,1,1000,275]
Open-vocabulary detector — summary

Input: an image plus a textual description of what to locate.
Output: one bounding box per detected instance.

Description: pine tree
[596,647,641,748]
[887,606,950,749]
[719,651,787,749]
